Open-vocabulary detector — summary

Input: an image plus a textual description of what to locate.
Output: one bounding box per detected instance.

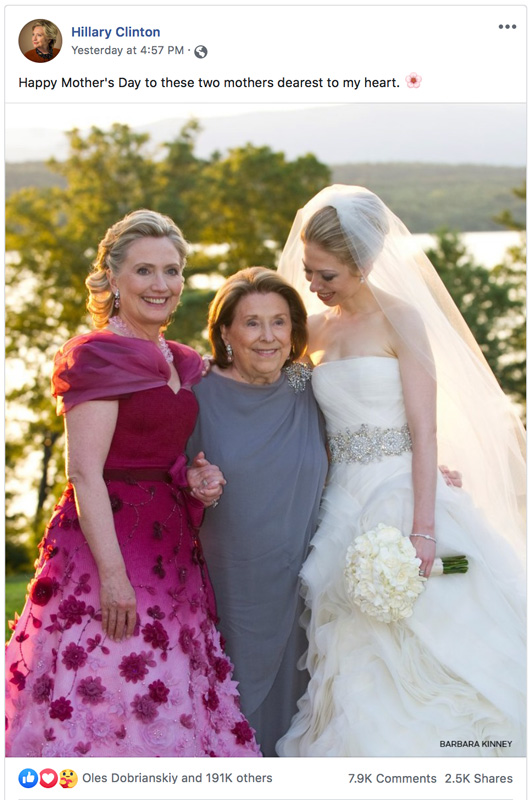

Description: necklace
[108,316,174,364]
[36,47,54,60]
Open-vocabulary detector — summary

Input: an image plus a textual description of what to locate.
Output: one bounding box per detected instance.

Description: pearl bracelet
[410,533,436,543]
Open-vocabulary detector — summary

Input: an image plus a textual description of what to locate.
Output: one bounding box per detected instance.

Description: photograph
[5,101,526,759]
[18,18,63,63]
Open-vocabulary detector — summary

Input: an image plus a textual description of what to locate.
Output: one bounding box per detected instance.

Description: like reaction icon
[40,769,59,788]
[18,768,39,788]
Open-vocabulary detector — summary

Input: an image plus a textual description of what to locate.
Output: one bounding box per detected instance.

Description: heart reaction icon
[40,769,59,788]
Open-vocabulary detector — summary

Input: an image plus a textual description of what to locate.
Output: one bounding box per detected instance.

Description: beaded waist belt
[327,423,412,464]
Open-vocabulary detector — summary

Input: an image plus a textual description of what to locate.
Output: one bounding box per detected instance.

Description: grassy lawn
[5,574,31,642]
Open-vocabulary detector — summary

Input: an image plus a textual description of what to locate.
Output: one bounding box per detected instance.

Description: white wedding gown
[277,357,525,758]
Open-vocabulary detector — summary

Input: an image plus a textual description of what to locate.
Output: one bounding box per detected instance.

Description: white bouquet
[344,523,468,623]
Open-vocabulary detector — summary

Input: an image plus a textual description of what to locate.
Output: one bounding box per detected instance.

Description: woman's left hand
[201,355,213,376]
[439,465,462,488]
[410,534,436,578]
[187,451,226,506]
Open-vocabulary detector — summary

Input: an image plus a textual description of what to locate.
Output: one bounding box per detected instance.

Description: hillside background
[6,161,525,234]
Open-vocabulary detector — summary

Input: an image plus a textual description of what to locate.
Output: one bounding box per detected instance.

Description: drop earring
[114,290,120,308]
[226,343,233,362]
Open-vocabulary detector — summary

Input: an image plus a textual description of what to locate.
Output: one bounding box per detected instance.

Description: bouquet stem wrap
[431,555,469,576]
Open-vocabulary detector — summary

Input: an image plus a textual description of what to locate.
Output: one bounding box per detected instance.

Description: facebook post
[4,3,526,799]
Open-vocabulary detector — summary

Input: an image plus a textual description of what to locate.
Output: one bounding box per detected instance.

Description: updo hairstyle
[302,192,390,275]
[86,209,187,329]
[32,20,59,48]
[208,267,308,369]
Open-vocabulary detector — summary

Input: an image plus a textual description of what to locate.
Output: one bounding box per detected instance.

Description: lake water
[190,231,525,289]
[412,231,523,269]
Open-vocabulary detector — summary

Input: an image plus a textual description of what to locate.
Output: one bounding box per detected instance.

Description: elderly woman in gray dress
[187,267,328,756]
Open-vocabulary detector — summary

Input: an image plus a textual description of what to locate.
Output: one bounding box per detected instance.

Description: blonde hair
[208,267,308,368]
[302,197,389,274]
[32,20,59,48]
[86,209,188,329]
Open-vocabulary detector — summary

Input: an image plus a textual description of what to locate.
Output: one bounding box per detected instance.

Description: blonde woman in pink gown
[6,210,261,758]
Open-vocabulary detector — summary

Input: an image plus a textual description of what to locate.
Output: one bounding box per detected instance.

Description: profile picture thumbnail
[19,19,62,63]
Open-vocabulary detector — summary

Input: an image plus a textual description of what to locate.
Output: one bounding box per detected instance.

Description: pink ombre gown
[5,331,261,758]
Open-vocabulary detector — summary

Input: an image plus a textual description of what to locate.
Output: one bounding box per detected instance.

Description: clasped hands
[187,451,226,507]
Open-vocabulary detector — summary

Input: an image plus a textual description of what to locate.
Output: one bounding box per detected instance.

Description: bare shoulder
[376,292,426,334]
[307,311,328,332]
[306,311,329,354]
[381,299,433,364]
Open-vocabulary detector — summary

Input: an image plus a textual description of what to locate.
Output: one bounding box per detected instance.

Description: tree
[155,118,208,242]
[490,183,526,407]
[5,122,330,566]
[493,182,526,231]
[200,145,330,270]
[426,228,525,410]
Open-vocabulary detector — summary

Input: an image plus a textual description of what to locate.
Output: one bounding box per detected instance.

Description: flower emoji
[406,72,422,88]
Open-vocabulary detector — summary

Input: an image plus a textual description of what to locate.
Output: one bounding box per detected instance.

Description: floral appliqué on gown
[5,331,261,758]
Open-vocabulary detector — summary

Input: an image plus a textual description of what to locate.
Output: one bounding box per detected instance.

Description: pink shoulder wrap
[52,330,202,414]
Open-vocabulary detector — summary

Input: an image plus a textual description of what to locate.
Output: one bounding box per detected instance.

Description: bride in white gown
[276,186,526,757]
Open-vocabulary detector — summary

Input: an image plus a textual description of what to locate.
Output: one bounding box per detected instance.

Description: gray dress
[188,365,327,756]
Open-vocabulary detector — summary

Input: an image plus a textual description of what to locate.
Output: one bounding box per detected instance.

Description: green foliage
[332,163,525,232]
[201,146,329,270]
[9,160,526,235]
[5,122,330,565]
[426,229,525,410]
[489,187,526,407]
[5,537,33,575]
[492,182,526,231]
[155,118,209,241]
[5,575,32,642]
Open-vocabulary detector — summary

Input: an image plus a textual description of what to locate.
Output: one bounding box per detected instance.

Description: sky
[7,102,324,129]
[6,103,526,165]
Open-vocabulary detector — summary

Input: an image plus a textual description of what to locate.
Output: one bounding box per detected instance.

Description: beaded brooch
[283,362,313,393]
